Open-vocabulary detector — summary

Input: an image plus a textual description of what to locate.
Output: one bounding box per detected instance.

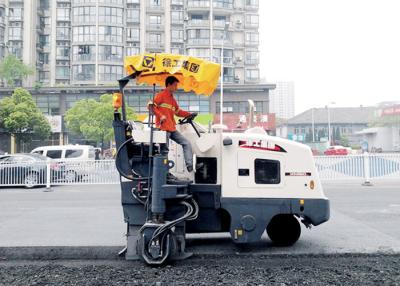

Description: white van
[31,145,96,161]
[31,145,96,182]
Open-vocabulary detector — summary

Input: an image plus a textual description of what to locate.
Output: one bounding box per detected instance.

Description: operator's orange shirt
[149,89,191,132]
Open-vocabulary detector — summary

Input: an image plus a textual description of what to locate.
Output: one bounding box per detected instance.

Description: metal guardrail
[1,153,399,188]
[314,153,400,182]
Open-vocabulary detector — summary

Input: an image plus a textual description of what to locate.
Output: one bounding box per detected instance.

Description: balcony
[245,22,259,29]
[187,19,209,28]
[187,38,210,46]
[213,20,230,29]
[187,0,210,10]
[213,38,233,48]
[245,40,258,47]
[147,23,164,31]
[146,41,165,50]
[171,0,184,5]
[147,5,164,12]
[73,54,96,62]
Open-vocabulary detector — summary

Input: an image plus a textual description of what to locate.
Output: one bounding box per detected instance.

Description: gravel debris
[0,254,399,286]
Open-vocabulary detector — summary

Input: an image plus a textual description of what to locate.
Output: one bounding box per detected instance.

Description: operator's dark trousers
[161,131,193,168]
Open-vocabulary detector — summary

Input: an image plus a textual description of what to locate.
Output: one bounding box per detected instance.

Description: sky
[259,0,400,114]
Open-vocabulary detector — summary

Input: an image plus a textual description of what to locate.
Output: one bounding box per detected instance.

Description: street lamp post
[219,22,229,125]
[311,108,315,142]
[326,102,335,146]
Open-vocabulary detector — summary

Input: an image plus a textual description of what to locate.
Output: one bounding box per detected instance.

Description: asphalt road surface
[1,181,400,254]
[1,180,400,285]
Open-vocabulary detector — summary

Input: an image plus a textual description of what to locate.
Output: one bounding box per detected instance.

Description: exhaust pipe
[248,99,255,128]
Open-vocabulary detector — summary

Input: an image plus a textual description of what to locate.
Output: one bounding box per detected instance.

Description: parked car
[31,145,96,182]
[324,145,349,156]
[0,153,62,188]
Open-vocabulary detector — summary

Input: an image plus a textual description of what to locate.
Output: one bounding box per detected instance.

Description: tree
[0,54,35,87]
[305,127,313,142]
[0,88,51,151]
[65,94,136,148]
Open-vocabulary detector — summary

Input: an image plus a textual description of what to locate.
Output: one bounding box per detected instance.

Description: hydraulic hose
[115,137,151,181]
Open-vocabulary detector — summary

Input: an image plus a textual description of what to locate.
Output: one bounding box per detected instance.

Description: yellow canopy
[124,53,221,96]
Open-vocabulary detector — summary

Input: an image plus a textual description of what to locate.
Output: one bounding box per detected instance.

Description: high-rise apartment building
[0,0,259,87]
[269,81,295,119]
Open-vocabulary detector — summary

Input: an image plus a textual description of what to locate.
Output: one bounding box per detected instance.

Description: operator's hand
[160,115,167,124]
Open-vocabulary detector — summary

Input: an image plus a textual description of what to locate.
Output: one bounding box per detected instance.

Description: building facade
[0,0,260,87]
[276,106,376,147]
[0,0,274,152]
[269,81,294,119]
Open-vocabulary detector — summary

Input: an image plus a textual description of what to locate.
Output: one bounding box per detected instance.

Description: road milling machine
[113,75,330,265]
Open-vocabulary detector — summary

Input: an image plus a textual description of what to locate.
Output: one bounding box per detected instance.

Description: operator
[148,75,198,172]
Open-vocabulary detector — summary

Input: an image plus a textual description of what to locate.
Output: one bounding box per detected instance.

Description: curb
[0,246,125,261]
[1,246,399,261]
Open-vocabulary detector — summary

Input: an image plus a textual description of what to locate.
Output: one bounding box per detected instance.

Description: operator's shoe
[187,163,204,172]
[166,172,179,184]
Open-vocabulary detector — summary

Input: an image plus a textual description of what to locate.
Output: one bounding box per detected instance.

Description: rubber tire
[24,172,39,189]
[267,214,301,246]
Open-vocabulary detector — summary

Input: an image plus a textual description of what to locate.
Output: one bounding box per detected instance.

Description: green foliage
[0,55,35,87]
[65,94,136,146]
[340,135,350,147]
[0,88,51,148]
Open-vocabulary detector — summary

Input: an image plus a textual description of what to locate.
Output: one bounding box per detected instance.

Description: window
[126,9,140,22]
[188,48,210,59]
[245,69,259,81]
[47,150,62,159]
[187,29,209,45]
[245,14,259,27]
[245,50,259,65]
[246,0,258,7]
[245,32,258,45]
[9,27,22,40]
[126,28,139,41]
[148,33,162,43]
[56,47,70,58]
[66,150,83,158]
[57,8,70,21]
[9,8,23,21]
[73,45,95,61]
[73,26,96,42]
[98,65,123,81]
[149,15,161,24]
[56,67,70,79]
[98,45,123,61]
[98,26,123,43]
[171,11,183,23]
[56,27,70,40]
[254,159,280,184]
[171,30,183,42]
[98,7,123,24]
[213,0,233,8]
[73,64,95,81]
[73,6,96,23]
[126,46,140,56]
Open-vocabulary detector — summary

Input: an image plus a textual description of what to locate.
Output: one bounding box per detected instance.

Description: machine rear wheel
[267,214,301,246]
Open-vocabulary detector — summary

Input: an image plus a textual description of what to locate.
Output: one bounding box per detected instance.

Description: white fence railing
[1,153,399,188]
[0,160,119,188]
[314,153,400,181]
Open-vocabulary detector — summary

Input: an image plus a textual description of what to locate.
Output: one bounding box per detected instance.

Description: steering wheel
[178,113,197,125]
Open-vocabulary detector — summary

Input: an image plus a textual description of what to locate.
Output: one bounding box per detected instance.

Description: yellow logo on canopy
[142,56,155,68]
